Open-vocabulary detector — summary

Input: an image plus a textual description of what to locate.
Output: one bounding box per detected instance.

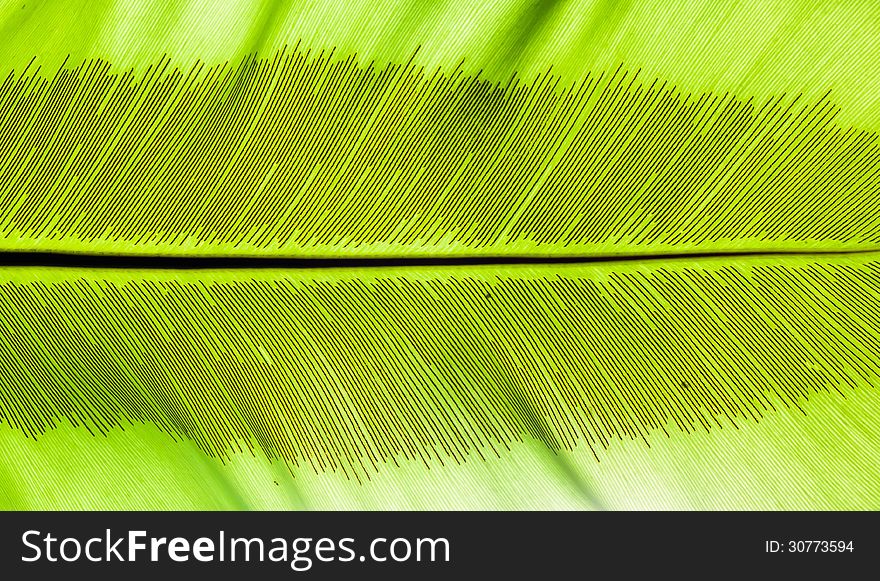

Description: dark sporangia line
[1,46,880,256]
[0,248,877,268]
[0,257,877,479]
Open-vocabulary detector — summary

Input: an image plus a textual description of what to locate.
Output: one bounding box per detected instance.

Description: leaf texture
[1,50,879,256]
[1,0,879,510]
[3,383,879,509]
[1,254,878,486]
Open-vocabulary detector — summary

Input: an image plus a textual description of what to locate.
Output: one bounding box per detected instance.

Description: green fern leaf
[0,0,878,510]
